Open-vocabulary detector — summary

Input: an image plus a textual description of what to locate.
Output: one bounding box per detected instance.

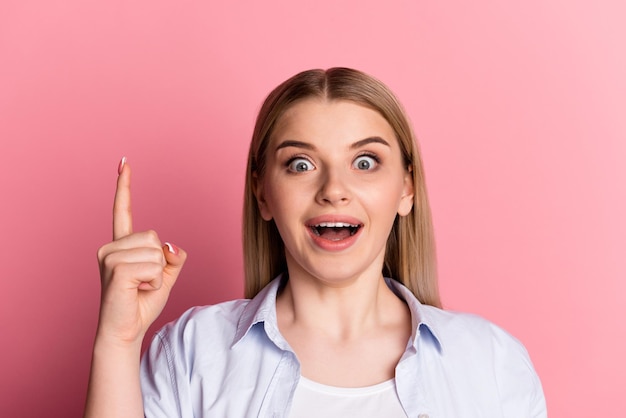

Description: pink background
[1,0,625,416]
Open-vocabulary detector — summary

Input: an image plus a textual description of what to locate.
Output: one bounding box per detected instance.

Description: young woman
[85,68,547,417]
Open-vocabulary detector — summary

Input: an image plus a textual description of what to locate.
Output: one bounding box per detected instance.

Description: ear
[397,166,415,217]
[252,171,273,221]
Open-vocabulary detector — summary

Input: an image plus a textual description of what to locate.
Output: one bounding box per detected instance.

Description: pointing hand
[95,158,187,345]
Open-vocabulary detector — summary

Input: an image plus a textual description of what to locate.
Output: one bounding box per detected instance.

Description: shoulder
[420,305,527,353]
[146,277,284,362]
[418,306,546,416]
[391,277,536,369]
[141,298,257,396]
[153,299,251,352]
[419,305,533,371]
[140,288,289,416]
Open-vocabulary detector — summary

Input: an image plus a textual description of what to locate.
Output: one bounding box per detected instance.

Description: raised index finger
[113,157,133,240]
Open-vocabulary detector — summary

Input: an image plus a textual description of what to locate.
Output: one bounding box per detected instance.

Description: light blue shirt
[140,277,547,417]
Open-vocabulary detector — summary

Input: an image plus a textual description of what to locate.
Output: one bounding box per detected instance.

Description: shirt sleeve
[140,329,185,418]
[490,323,547,418]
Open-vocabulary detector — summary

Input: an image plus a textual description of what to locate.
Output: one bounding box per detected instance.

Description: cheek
[364,176,404,201]
[263,181,299,224]
[359,178,409,218]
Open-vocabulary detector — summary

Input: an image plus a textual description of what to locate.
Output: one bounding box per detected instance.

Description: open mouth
[309,222,362,241]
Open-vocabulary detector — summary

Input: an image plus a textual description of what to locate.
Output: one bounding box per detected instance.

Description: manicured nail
[117,156,127,175]
[165,242,178,255]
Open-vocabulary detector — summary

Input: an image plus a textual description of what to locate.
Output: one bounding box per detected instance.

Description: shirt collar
[233,274,443,354]
[232,274,289,350]
[385,277,443,354]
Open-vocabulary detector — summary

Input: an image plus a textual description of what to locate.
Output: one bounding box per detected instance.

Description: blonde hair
[243,68,441,307]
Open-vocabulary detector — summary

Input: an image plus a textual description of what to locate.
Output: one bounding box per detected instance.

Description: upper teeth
[315,222,358,228]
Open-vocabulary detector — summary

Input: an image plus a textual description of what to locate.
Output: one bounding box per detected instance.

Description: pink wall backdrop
[1,1,624,416]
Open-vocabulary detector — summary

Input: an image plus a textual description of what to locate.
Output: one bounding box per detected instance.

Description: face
[255,98,414,287]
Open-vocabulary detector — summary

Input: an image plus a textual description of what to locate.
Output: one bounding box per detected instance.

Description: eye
[287,157,315,172]
[352,155,378,171]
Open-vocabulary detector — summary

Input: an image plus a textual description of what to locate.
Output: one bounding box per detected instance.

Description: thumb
[162,242,187,287]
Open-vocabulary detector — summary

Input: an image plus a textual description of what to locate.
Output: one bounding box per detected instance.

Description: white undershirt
[288,376,408,418]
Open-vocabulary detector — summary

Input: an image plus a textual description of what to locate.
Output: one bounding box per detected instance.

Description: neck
[276,271,407,340]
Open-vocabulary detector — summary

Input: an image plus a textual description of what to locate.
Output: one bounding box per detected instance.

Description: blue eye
[353,155,378,170]
[288,158,315,172]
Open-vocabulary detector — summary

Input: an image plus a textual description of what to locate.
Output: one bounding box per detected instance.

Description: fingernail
[117,156,127,175]
[165,242,178,255]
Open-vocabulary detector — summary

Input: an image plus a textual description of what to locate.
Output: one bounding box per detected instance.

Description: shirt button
[418,414,429,418]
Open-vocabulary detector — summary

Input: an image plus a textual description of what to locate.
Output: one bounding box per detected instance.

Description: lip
[305,214,364,252]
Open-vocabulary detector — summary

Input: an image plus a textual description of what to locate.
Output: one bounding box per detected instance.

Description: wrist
[93,331,144,354]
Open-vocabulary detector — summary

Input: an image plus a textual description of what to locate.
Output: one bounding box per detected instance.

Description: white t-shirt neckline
[289,376,408,417]
[297,375,397,396]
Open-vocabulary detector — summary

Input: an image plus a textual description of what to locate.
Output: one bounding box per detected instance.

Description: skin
[255,98,414,386]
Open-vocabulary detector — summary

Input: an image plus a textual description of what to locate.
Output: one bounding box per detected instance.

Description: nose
[315,168,351,205]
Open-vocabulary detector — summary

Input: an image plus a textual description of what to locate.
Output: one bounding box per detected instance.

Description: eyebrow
[275,136,391,151]
[350,136,391,150]
[275,140,316,151]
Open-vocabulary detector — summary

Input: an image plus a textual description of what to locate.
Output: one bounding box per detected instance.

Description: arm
[84,159,187,418]
[85,337,144,417]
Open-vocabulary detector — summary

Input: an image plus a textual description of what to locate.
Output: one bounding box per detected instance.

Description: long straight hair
[243,68,441,307]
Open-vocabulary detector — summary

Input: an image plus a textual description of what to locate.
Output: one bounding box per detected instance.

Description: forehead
[271,98,396,145]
